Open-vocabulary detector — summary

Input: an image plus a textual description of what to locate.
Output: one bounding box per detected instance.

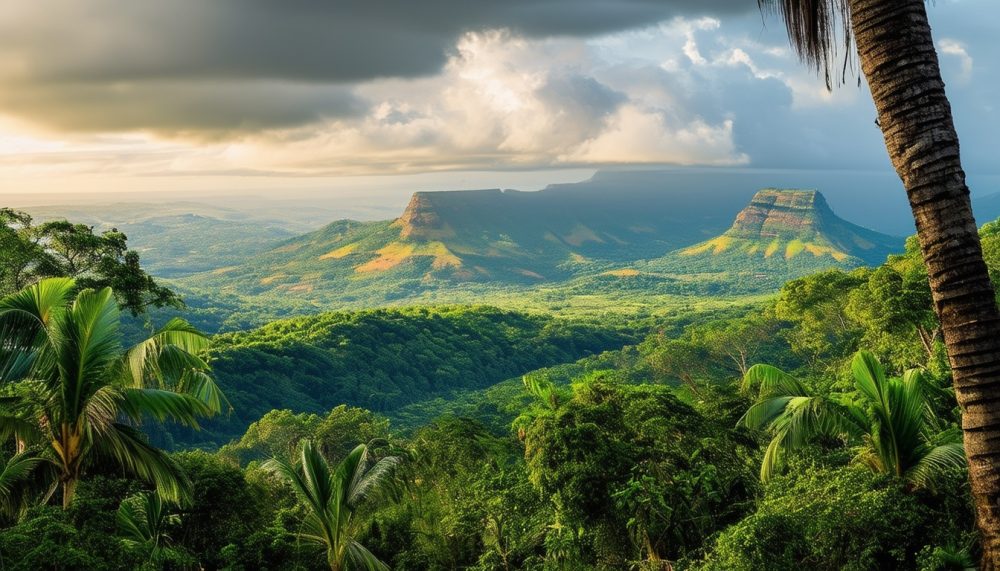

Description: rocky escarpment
[728,189,831,238]
[395,191,462,240]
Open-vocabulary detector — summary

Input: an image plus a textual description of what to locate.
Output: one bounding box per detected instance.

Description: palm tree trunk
[62,478,77,509]
[849,0,1000,566]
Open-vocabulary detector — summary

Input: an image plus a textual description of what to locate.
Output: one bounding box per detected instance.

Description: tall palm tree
[264,440,398,571]
[0,277,226,508]
[741,351,965,488]
[761,1,1000,563]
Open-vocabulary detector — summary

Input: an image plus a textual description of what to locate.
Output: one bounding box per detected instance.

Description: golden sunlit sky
[0,0,994,198]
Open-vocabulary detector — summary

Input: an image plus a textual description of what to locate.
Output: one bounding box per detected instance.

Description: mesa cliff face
[728,189,829,239]
[396,192,459,241]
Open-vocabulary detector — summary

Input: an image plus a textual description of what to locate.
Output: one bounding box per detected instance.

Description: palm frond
[264,441,335,526]
[0,412,43,445]
[740,396,797,430]
[96,424,191,505]
[338,443,368,505]
[852,353,933,476]
[175,370,229,415]
[0,278,73,383]
[117,388,213,428]
[117,493,156,543]
[345,540,390,571]
[0,277,75,326]
[347,454,400,509]
[0,452,42,518]
[122,319,209,390]
[758,0,853,88]
[905,442,966,490]
[267,440,395,569]
[756,395,858,481]
[852,351,888,409]
[53,287,122,421]
[742,364,808,397]
[83,384,122,437]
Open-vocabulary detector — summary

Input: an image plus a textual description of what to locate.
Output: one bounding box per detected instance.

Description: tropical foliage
[0,278,224,507]
[264,440,398,571]
[740,351,965,488]
[0,208,179,315]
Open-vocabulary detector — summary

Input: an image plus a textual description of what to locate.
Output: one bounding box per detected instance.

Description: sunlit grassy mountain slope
[180,180,760,303]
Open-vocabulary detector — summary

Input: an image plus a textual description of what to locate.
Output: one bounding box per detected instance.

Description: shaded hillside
[159,306,634,447]
[23,202,298,278]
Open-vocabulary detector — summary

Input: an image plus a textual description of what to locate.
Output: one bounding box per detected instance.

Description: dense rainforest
[3,207,1000,569]
[161,307,635,448]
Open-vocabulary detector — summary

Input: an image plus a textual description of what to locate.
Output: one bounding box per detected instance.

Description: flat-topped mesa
[727,189,832,240]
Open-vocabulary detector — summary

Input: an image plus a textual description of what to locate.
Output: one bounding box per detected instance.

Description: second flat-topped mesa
[680,188,901,265]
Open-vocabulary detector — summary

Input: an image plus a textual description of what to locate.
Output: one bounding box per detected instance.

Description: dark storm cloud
[3,0,752,84]
[0,0,749,134]
[0,81,364,136]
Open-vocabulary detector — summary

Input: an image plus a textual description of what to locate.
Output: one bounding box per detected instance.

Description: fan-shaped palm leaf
[743,351,966,489]
[117,492,182,565]
[265,440,396,571]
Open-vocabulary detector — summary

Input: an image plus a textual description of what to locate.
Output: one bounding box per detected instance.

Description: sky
[0,0,995,199]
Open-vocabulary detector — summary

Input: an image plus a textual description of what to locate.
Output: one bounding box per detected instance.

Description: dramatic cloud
[161,29,749,173]
[0,0,995,190]
[0,1,749,81]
